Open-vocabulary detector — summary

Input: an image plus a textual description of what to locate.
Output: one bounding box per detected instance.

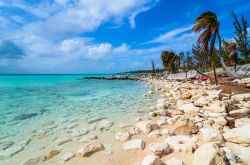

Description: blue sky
[0,0,249,74]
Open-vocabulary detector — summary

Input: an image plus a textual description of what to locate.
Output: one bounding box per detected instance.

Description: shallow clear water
[0,74,155,163]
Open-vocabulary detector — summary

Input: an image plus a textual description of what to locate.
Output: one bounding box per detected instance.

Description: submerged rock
[123,139,145,150]
[0,145,24,159]
[78,140,103,156]
[78,135,97,143]
[56,138,72,145]
[20,156,45,165]
[14,113,38,121]
[193,143,227,165]
[61,152,75,161]
[98,119,113,131]
[0,141,14,150]
[44,150,60,161]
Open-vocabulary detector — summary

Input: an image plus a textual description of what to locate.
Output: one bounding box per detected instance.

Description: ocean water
[0,74,156,163]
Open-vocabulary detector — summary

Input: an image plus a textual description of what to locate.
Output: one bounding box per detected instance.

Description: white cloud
[129,6,151,29]
[146,24,193,44]
[113,43,129,53]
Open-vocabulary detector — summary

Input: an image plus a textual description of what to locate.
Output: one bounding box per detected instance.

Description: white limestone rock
[115,131,131,142]
[234,118,250,127]
[232,93,250,101]
[199,128,223,143]
[78,140,103,156]
[165,135,195,152]
[148,142,170,157]
[177,103,199,116]
[223,124,250,144]
[226,142,250,164]
[148,130,161,138]
[164,158,185,165]
[206,101,226,113]
[141,155,164,165]
[123,139,145,150]
[193,143,227,165]
[136,120,159,133]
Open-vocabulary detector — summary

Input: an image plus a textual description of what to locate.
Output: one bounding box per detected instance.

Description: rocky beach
[1,75,250,165]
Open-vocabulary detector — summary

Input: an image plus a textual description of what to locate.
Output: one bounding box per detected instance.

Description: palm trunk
[209,33,218,85]
[217,33,247,78]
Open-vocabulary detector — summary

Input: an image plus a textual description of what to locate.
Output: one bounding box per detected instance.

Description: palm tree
[192,11,220,85]
[193,11,245,85]
[161,51,179,73]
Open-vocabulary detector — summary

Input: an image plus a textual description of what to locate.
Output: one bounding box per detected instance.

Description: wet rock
[136,120,159,133]
[165,135,195,152]
[78,135,97,143]
[0,145,24,159]
[129,126,140,135]
[226,142,250,164]
[199,128,223,144]
[14,113,38,121]
[61,152,75,161]
[115,131,131,142]
[123,139,145,150]
[98,119,113,131]
[78,140,103,156]
[0,141,14,150]
[141,155,164,165]
[88,117,106,124]
[56,138,72,145]
[148,142,170,157]
[20,156,45,165]
[193,143,227,165]
[223,124,250,144]
[164,158,185,165]
[44,150,60,161]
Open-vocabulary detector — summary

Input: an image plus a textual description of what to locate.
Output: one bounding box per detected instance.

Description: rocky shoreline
[1,76,250,165]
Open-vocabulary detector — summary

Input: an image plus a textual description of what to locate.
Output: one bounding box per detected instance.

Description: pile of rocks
[116,77,250,165]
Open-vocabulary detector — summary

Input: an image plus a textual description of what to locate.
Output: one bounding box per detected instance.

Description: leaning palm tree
[193,11,220,85]
[161,51,179,73]
[193,11,244,85]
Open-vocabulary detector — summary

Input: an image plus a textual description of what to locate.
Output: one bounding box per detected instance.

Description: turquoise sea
[0,74,156,164]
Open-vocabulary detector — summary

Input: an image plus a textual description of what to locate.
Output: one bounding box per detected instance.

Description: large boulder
[226,142,250,164]
[141,155,164,165]
[199,128,223,144]
[223,124,250,144]
[123,139,145,150]
[78,140,103,156]
[193,143,227,165]
[136,120,159,133]
[148,142,170,157]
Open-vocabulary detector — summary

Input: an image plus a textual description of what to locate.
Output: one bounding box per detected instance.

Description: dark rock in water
[81,76,140,81]
[14,113,38,121]
[40,108,49,115]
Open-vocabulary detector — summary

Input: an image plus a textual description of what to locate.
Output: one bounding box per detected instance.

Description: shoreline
[1,76,250,165]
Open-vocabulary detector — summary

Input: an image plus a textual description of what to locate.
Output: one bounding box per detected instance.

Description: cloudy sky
[0,0,249,74]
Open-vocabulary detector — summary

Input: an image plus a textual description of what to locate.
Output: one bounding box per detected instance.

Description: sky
[0,0,249,74]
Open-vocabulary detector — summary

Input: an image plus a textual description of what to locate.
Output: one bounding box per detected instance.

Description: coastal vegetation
[160,11,250,85]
